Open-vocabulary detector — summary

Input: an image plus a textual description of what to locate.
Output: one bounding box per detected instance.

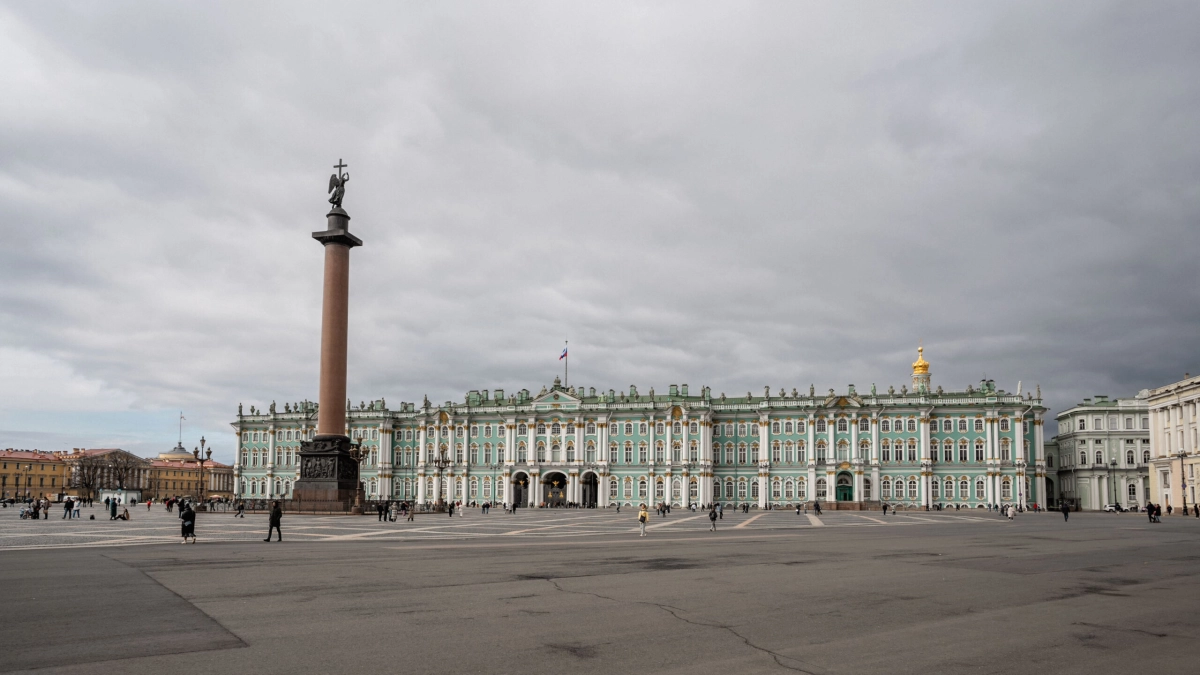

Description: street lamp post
[430,453,450,511]
[193,436,212,509]
[682,460,695,510]
[1178,451,1189,517]
[1109,459,1118,511]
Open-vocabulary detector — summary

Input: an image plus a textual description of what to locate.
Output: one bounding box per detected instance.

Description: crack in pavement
[1072,621,1172,638]
[546,578,822,674]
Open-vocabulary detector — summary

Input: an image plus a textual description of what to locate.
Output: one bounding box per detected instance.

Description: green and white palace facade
[230,349,1048,510]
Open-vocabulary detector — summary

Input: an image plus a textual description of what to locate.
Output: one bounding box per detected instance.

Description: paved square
[1,506,1196,674]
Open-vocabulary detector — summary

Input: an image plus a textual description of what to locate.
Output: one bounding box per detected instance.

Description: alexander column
[293,160,363,510]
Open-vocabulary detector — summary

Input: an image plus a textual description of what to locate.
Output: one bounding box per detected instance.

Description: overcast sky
[1,2,1197,462]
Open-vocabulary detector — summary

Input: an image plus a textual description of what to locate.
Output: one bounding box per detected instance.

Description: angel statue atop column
[328,159,349,208]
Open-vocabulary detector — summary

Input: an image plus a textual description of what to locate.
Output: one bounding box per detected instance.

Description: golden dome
[912,346,930,375]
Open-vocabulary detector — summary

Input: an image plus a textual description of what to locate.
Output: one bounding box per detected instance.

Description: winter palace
[231,348,1047,509]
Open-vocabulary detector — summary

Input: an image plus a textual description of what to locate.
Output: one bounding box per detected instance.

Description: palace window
[1127,483,1137,499]
[638,443,648,464]
[816,440,827,462]
[611,480,619,499]
[738,444,747,464]
[908,480,918,499]
[518,424,527,435]
[586,442,595,462]
[784,421,793,434]
[784,480,794,499]
[772,442,781,464]
[815,419,826,433]
[689,480,698,499]
[945,478,955,499]
[689,441,698,462]
[907,419,917,433]
[797,421,807,434]
[537,424,547,435]
[942,419,953,432]
[882,479,892,499]
[566,423,575,436]
[672,442,681,462]
[738,423,747,436]
[975,440,985,462]
[860,439,871,457]
[975,479,986,500]
[517,444,528,463]
[944,445,954,463]
[797,441,807,464]
[816,478,827,500]
[689,422,698,434]
[586,423,596,435]
[639,423,648,435]
[638,480,648,498]
[751,482,759,500]
[859,418,870,432]
[624,479,633,499]
[932,479,940,499]
[881,420,891,433]
[837,419,848,433]
[771,422,781,434]
[907,439,917,462]
[654,423,664,436]
[1000,439,1011,461]
[1001,479,1012,500]
[881,440,891,462]
[863,478,872,500]
[973,419,984,432]
[1143,450,1151,463]
[737,480,747,499]
[610,423,619,435]
[624,442,633,463]
[551,423,561,435]
[837,440,848,461]
[999,418,1010,432]
[1095,450,1103,465]
[673,422,681,435]
[958,419,968,433]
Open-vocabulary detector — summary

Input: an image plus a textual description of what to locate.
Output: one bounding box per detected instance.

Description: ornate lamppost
[1178,450,1189,517]
[348,431,367,515]
[1109,459,1118,511]
[193,436,212,509]
[430,452,450,511]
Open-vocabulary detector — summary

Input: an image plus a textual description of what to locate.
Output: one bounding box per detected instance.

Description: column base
[292,435,361,511]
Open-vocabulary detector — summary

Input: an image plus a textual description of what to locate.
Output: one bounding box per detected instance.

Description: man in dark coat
[1061,501,1070,521]
[265,501,282,542]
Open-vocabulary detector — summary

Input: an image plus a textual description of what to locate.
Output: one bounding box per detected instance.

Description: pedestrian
[236,501,245,518]
[1007,505,1014,521]
[1167,504,1173,516]
[717,502,723,520]
[109,498,117,520]
[1061,502,1070,522]
[146,499,151,511]
[638,504,649,537]
[616,504,621,514]
[63,498,72,519]
[796,503,801,516]
[377,501,386,522]
[264,501,282,542]
[448,502,455,518]
[883,503,888,516]
[73,500,81,519]
[709,507,718,532]
[180,503,196,544]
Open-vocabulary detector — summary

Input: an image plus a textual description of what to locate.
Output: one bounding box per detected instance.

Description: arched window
[750,442,759,462]
[1001,478,1012,500]
[536,444,546,462]
[931,478,940,499]
[816,478,827,500]
[784,479,794,499]
[751,481,760,499]
[737,480,748,499]
[1127,483,1137,499]
[907,479,918,499]
[518,443,528,463]
[974,479,985,500]
[673,422,682,435]
[797,479,807,500]
[624,442,633,463]
[974,440,985,462]
[797,440,807,464]
[1143,450,1151,463]
[816,440,827,462]
[671,479,681,500]
[816,419,827,433]
[837,440,848,461]
[771,422,781,434]
[859,417,870,432]
[609,442,618,463]
[689,422,698,434]
[689,440,698,462]
[638,443,648,464]
[537,424,547,435]
[655,423,664,436]
[999,418,1011,432]
[672,441,681,462]
[638,479,648,498]
[655,480,665,499]
[655,441,665,463]
[1126,450,1134,465]
[610,479,619,499]
[907,439,918,462]
[518,423,527,435]
[973,419,984,432]
[784,421,793,434]
[586,423,596,435]
[881,419,891,433]
[724,479,734,499]
[837,418,848,433]
[772,441,781,464]
[881,439,891,463]
[469,478,478,498]
[624,423,634,435]
[550,423,561,435]
[882,478,892,499]
[1095,451,1103,465]
[860,439,871,457]
[1000,438,1011,461]
[689,479,698,499]
[944,477,955,499]
[623,478,633,499]
[738,444,748,464]
[771,479,781,499]
[586,441,596,462]
[565,443,574,462]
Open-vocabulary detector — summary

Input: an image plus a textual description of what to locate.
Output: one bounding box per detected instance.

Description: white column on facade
[827,415,835,461]
[648,414,656,466]
[431,471,441,504]
[598,418,609,468]
[380,426,392,499]
[266,424,276,497]
[851,414,863,502]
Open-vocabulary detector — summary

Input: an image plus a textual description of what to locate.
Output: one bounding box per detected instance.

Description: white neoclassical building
[230,348,1049,511]
[1043,394,1150,510]
[1147,374,1200,513]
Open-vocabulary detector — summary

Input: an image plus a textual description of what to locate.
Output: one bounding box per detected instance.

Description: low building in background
[0,449,70,500]
[147,442,234,501]
[62,448,151,501]
[1044,394,1150,510]
[1147,374,1200,513]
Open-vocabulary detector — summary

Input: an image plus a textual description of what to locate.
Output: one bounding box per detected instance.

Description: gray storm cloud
[1,1,1198,460]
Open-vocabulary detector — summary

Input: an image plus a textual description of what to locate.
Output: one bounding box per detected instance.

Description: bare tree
[70,455,105,500]
[106,452,148,491]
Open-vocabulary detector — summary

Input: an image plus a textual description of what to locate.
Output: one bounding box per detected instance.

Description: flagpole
[564,340,568,387]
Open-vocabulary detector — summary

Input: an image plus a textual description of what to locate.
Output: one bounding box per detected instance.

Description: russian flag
[559,347,568,360]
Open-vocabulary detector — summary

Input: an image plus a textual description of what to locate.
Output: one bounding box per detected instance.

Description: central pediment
[533,389,581,410]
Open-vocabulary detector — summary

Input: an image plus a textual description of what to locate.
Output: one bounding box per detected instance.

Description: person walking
[265,501,282,542]
[406,504,415,522]
[180,503,196,544]
[1061,501,1070,521]
[63,498,72,519]
[883,503,889,516]
[709,507,718,532]
[448,502,455,518]
[717,502,723,520]
[637,505,649,537]
[109,498,117,520]
[73,499,81,519]
[1007,504,1015,521]
[377,501,386,522]
[235,501,245,518]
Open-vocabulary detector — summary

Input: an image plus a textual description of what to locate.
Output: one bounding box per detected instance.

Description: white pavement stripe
[647,514,706,530]
[855,515,888,524]
[734,514,767,529]
[806,514,825,527]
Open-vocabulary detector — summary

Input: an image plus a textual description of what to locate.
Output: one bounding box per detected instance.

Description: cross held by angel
[328,159,349,208]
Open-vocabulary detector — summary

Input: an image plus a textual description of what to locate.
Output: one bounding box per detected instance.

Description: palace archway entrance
[581,472,599,507]
[542,471,568,506]
[511,472,530,509]
[836,473,854,502]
